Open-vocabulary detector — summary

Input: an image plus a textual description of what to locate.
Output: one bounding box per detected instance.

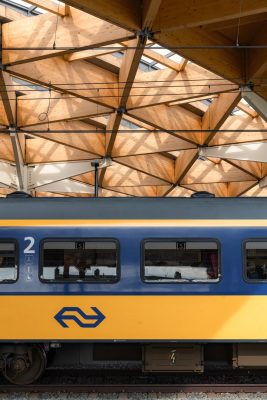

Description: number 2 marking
[24,237,35,254]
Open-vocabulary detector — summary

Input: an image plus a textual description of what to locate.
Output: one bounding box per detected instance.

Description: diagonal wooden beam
[65,44,123,62]
[128,103,202,145]
[100,36,148,186]
[17,92,112,127]
[25,137,99,163]
[112,130,195,157]
[0,71,16,126]
[152,0,267,31]
[7,56,118,109]
[24,0,66,16]
[242,21,267,81]
[0,4,26,22]
[128,64,238,109]
[62,0,141,31]
[101,161,168,187]
[142,0,162,29]
[2,8,135,65]
[209,115,267,146]
[142,48,181,71]
[202,91,241,144]
[162,92,241,196]
[154,29,244,84]
[181,158,255,185]
[228,181,258,197]
[25,120,105,157]
[113,153,174,183]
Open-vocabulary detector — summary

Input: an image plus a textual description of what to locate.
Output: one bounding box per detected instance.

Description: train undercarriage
[1,342,267,384]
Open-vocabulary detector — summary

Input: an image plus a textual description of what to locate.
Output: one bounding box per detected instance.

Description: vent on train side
[6,191,32,198]
[191,191,215,198]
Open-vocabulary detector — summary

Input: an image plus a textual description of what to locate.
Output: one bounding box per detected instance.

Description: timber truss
[0,0,267,197]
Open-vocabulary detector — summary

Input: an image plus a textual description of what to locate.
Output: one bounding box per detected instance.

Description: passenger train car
[1,195,267,383]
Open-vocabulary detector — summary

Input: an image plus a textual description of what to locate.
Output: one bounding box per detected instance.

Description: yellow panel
[0,219,266,227]
[0,295,266,341]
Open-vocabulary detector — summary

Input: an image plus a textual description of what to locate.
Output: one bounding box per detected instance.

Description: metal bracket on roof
[241,84,267,122]
[240,82,254,92]
[117,107,126,116]
[198,147,208,161]
[9,126,28,192]
[136,27,154,41]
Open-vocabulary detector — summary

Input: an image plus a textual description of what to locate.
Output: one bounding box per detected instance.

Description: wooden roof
[0,0,267,197]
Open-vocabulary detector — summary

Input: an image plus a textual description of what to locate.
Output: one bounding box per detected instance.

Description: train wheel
[3,346,46,385]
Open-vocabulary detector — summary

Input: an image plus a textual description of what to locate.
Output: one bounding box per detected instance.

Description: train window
[40,240,118,283]
[143,240,219,283]
[245,241,267,281]
[0,242,17,283]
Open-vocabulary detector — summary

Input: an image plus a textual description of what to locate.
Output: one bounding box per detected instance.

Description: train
[1,193,267,383]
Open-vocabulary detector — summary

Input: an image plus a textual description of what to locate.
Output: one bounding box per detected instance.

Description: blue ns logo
[54,307,105,328]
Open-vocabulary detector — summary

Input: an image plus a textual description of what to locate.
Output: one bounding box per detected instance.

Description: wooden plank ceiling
[0,0,267,197]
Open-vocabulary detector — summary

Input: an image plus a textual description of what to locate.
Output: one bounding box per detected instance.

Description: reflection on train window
[0,242,17,283]
[41,240,118,282]
[143,240,219,282]
[245,241,267,280]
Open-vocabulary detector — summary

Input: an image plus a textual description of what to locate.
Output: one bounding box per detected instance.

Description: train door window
[245,241,267,281]
[40,240,119,283]
[143,240,219,283]
[0,241,17,283]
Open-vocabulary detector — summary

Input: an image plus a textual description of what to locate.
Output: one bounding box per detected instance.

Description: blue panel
[0,225,267,295]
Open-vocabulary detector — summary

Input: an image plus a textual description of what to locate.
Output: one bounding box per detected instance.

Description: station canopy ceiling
[0,0,267,197]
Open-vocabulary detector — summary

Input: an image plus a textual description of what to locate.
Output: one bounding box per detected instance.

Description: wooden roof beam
[237,101,258,118]
[0,71,16,126]
[245,23,267,80]
[128,65,238,109]
[105,36,148,156]
[162,92,241,197]
[26,137,100,163]
[228,181,258,197]
[0,4,27,22]
[179,58,188,71]
[24,0,66,16]
[181,159,255,185]
[152,0,267,31]
[142,0,162,29]
[113,153,175,183]
[154,29,244,84]
[7,56,119,109]
[2,8,135,65]
[111,131,195,157]
[128,103,202,145]
[101,162,168,187]
[17,93,111,127]
[62,0,141,31]
[142,48,181,71]
[65,44,123,62]
[101,35,148,185]
[169,94,218,107]
[25,120,105,157]
[202,91,241,144]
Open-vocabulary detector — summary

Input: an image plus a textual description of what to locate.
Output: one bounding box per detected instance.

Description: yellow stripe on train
[0,295,266,341]
[0,219,266,227]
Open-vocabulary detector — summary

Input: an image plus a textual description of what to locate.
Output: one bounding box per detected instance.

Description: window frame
[243,238,267,283]
[39,237,120,284]
[0,239,19,284]
[141,238,221,284]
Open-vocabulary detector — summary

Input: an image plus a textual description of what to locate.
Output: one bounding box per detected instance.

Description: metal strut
[136,27,154,43]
